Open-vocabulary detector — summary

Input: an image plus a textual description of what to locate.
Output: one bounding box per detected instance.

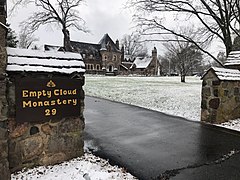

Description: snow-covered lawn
[84,75,240,131]
[84,75,202,121]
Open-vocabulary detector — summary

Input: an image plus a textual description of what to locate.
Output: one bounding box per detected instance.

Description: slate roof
[98,33,120,52]
[45,34,120,60]
[6,47,85,74]
[70,41,101,57]
[202,67,240,81]
[224,51,240,66]
[70,33,120,54]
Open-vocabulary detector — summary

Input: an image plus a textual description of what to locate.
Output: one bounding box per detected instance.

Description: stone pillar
[0,38,10,180]
[0,1,10,178]
[0,46,10,180]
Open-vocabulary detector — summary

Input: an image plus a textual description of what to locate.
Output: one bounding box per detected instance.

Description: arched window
[96,64,100,70]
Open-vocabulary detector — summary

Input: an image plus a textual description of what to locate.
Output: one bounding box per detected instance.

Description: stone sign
[15,77,81,122]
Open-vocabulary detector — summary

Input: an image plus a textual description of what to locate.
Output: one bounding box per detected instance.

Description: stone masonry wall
[7,74,85,172]
[201,71,240,123]
[0,46,10,179]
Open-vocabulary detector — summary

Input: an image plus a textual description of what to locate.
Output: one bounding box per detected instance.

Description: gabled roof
[44,34,120,56]
[131,57,152,69]
[70,41,101,55]
[6,47,85,74]
[98,33,120,52]
[201,67,240,81]
[224,51,240,66]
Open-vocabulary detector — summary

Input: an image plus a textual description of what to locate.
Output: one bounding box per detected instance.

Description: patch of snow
[204,67,240,81]
[6,47,85,74]
[7,65,85,74]
[0,22,8,29]
[11,153,137,180]
[7,47,83,60]
[213,67,240,81]
[8,56,85,67]
[224,51,240,66]
[132,57,152,69]
[216,119,240,131]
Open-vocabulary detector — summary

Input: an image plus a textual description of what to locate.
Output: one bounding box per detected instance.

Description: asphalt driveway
[84,96,240,180]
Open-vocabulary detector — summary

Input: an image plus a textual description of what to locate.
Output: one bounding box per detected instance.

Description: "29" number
[45,109,57,116]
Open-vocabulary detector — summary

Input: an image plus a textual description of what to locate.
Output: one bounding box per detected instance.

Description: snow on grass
[84,75,240,132]
[11,153,137,180]
[84,75,202,121]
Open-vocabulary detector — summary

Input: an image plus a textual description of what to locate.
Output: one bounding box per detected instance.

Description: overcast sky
[7,0,134,48]
[7,0,224,58]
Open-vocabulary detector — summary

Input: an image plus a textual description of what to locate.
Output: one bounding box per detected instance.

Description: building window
[89,54,93,59]
[82,54,86,58]
[96,64,100,70]
[104,55,107,60]
[113,55,117,61]
[108,65,113,72]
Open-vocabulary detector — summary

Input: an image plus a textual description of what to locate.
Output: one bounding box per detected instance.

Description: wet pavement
[84,96,240,180]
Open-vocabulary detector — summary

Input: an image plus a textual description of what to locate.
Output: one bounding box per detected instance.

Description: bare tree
[11,0,88,51]
[18,26,38,49]
[121,33,148,59]
[163,36,203,82]
[128,0,240,66]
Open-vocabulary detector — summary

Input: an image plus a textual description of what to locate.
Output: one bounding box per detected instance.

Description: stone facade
[0,70,10,180]
[0,0,10,178]
[201,69,240,123]
[7,73,85,172]
[71,34,122,75]
[45,34,123,75]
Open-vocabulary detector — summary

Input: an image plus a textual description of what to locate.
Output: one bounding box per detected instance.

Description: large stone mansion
[45,34,161,76]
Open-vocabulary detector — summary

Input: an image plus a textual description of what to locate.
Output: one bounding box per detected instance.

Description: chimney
[115,39,119,50]
[152,47,157,59]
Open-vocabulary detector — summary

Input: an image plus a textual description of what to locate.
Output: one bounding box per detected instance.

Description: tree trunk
[181,75,185,83]
[62,28,72,52]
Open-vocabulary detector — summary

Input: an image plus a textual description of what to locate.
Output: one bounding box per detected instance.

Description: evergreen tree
[6,24,18,48]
